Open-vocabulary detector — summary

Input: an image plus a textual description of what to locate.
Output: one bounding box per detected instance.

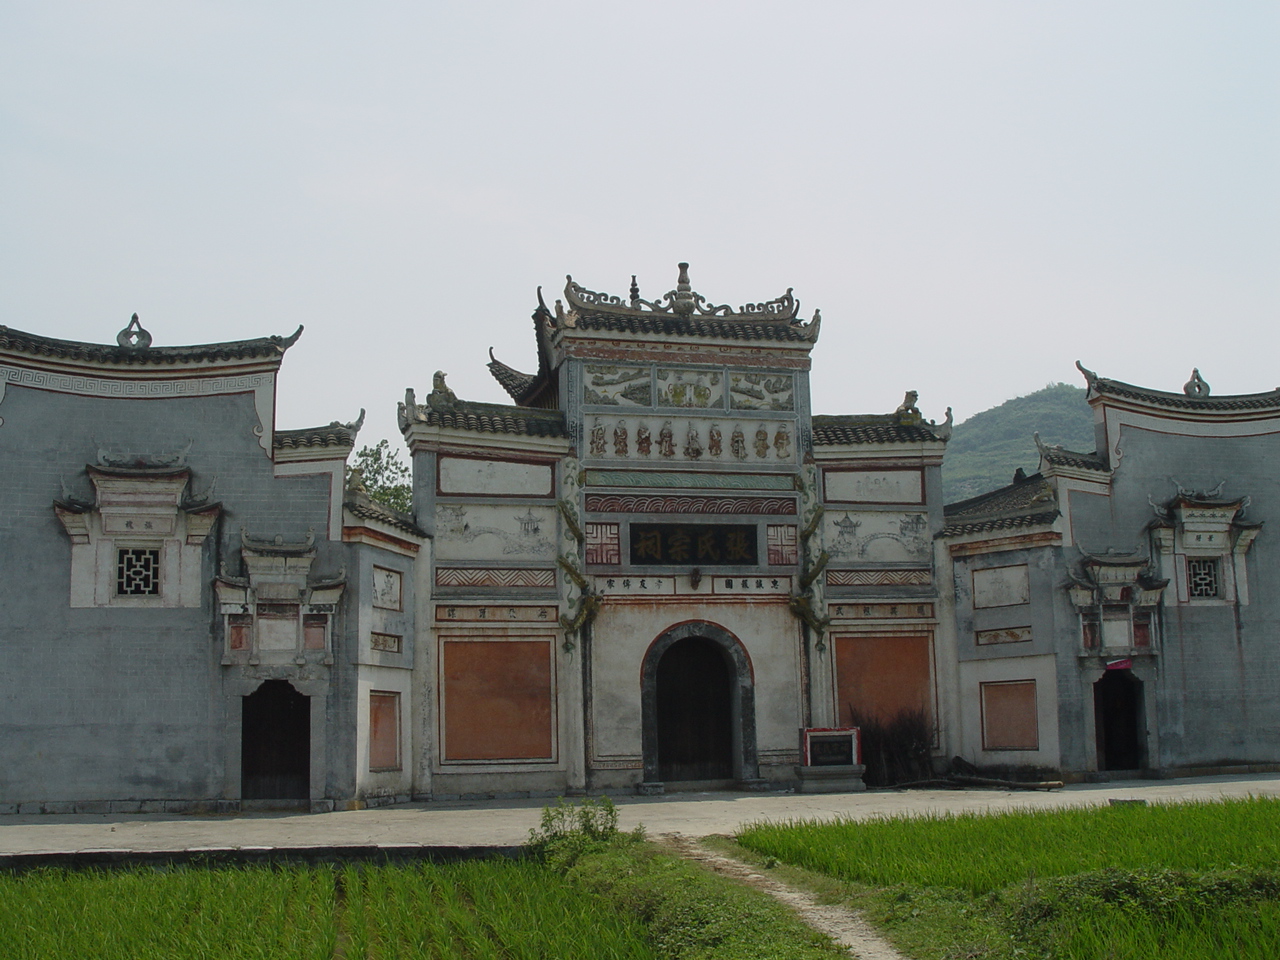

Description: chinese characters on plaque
[628,523,759,567]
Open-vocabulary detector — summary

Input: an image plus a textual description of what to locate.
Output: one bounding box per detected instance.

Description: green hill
[943,383,1094,503]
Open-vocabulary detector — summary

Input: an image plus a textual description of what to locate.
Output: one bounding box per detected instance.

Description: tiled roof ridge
[274,410,365,451]
[942,509,1061,537]
[1075,361,1280,412]
[344,490,425,538]
[812,412,947,445]
[402,394,568,438]
[573,310,817,344]
[0,322,303,366]
[944,472,1058,524]
[1033,435,1108,472]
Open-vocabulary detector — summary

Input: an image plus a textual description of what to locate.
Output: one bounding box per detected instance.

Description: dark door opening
[242,680,310,800]
[1094,670,1144,771]
[656,636,733,781]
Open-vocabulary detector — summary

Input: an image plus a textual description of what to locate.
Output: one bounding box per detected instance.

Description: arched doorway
[242,679,310,800]
[656,637,734,781]
[641,621,758,786]
[1094,670,1144,771]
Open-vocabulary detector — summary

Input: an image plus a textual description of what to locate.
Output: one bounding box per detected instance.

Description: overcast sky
[3,3,1277,449]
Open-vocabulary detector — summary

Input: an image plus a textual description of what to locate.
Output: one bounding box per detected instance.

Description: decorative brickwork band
[585,494,796,515]
[435,567,557,588]
[826,568,932,586]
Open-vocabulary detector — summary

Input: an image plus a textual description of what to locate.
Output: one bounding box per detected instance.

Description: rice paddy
[0,859,657,960]
[736,796,1280,959]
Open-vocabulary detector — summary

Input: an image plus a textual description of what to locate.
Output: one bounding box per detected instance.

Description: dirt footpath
[659,832,909,960]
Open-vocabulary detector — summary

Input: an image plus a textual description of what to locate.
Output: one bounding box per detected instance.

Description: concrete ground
[2,773,1278,862]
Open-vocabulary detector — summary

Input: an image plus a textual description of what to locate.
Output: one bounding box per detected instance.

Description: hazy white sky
[3,3,1277,449]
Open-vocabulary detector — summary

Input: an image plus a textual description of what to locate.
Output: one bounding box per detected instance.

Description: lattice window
[1187,558,1220,599]
[116,548,160,596]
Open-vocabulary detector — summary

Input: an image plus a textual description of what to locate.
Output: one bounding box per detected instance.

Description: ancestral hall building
[2,265,1277,812]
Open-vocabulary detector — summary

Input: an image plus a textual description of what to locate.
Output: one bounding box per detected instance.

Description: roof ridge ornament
[116,313,152,349]
[562,262,804,323]
[1183,368,1210,398]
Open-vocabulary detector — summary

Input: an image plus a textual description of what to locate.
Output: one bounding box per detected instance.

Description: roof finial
[1183,368,1210,399]
[673,262,694,316]
[629,275,640,306]
[116,313,152,349]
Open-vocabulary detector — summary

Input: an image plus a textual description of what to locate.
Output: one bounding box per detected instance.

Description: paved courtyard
[1,773,1277,862]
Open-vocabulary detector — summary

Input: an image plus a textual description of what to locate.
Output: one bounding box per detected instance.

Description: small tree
[347,439,413,514]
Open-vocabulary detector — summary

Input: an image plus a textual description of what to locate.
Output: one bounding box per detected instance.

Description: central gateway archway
[641,621,758,785]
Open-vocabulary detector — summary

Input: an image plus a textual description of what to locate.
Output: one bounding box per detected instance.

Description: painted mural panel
[584,415,796,464]
[826,511,930,563]
[655,367,724,409]
[973,565,1030,609]
[439,456,554,497]
[729,371,795,411]
[825,469,923,504]
[434,504,557,561]
[583,364,652,406]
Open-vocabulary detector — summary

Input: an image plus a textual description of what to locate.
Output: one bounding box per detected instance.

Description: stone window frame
[1151,496,1260,608]
[980,679,1039,751]
[54,465,219,610]
[369,690,402,772]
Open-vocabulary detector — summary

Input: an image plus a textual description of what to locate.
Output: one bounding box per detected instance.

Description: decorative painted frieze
[434,567,557,588]
[585,415,795,464]
[729,372,795,411]
[434,504,556,561]
[826,511,930,563]
[656,367,725,409]
[583,364,652,406]
[826,568,932,587]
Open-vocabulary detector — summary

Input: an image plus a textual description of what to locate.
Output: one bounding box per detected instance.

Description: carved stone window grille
[116,548,161,596]
[1187,558,1220,599]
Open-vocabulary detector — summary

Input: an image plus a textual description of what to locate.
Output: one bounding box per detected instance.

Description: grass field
[736,796,1280,959]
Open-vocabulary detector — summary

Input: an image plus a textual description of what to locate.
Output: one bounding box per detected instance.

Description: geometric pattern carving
[766,524,798,565]
[826,568,932,587]
[435,567,556,588]
[585,494,797,515]
[584,523,621,565]
[1187,557,1219,598]
[116,547,161,596]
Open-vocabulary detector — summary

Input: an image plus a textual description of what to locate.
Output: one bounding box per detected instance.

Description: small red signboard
[1105,657,1133,671]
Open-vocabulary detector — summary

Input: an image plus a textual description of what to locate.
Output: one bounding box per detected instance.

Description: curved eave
[1086,377,1280,418]
[0,324,303,371]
